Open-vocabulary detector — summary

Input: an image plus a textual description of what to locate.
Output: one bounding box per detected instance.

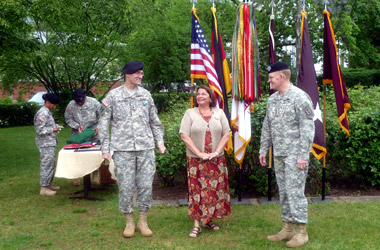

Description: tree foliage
[347,0,380,68]
[1,0,136,97]
[1,0,378,97]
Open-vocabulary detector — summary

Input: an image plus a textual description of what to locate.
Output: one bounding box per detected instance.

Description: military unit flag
[323,10,351,136]
[298,11,327,160]
[231,4,261,165]
[211,7,233,154]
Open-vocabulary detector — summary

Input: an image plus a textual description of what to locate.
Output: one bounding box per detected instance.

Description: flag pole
[238,163,242,202]
[190,78,194,108]
[322,0,328,207]
[322,84,327,200]
[190,0,196,108]
[266,0,276,202]
[268,147,273,201]
[191,0,197,9]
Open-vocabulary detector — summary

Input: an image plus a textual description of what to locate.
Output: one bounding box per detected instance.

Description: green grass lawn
[1,126,380,249]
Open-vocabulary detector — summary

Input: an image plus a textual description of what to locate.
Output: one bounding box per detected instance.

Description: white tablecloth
[55,148,115,179]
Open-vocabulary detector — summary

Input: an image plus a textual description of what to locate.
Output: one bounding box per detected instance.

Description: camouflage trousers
[39,146,56,187]
[274,155,308,224]
[113,149,156,214]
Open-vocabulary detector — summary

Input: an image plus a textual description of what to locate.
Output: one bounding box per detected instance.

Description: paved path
[151,195,380,207]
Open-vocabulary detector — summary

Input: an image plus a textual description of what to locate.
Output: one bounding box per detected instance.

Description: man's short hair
[281,69,291,80]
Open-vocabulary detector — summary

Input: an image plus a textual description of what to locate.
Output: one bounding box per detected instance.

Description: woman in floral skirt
[180,85,231,238]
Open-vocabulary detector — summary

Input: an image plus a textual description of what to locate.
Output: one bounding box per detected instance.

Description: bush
[152,92,191,113]
[155,99,189,186]
[0,97,14,104]
[325,85,380,187]
[317,68,380,88]
[0,102,40,127]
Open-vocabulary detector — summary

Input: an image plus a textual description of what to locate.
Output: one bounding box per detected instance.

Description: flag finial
[190,0,197,9]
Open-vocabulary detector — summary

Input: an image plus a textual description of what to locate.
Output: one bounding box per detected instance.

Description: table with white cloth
[55,148,115,200]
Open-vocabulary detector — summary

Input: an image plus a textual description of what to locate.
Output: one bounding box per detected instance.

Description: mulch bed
[152,181,380,200]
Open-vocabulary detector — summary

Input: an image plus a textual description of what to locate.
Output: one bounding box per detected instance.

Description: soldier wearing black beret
[65,88,102,186]
[34,93,63,196]
[259,62,315,247]
[99,60,166,238]
[122,61,144,74]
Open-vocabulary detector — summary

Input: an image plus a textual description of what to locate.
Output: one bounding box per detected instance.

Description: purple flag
[323,10,351,136]
[298,11,327,160]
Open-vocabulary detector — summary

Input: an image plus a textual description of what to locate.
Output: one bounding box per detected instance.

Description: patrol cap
[122,61,144,74]
[73,88,86,102]
[267,62,289,74]
[43,93,60,104]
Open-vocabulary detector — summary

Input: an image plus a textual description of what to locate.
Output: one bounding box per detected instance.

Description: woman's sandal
[189,226,202,238]
[203,221,220,231]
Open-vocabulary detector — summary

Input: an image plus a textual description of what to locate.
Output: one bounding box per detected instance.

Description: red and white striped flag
[190,9,222,106]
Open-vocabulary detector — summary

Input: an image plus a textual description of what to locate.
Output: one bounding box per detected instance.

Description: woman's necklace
[198,108,213,130]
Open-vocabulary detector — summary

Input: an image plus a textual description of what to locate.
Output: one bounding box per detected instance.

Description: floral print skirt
[187,155,231,223]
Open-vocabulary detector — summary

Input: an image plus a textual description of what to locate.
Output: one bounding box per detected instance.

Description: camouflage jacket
[259,85,315,160]
[98,86,164,153]
[34,106,58,148]
[64,96,102,136]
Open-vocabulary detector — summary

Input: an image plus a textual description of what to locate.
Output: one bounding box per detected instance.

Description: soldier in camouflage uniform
[65,88,102,185]
[34,93,62,196]
[98,61,166,238]
[259,62,315,248]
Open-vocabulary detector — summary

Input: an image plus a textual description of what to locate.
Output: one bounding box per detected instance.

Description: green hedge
[152,92,191,113]
[325,85,380,187]
[0,102,40,128]
[155,99,189,186]
[317,68,380,88]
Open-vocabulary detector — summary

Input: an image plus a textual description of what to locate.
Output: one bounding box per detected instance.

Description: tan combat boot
[122,213,135,238]
[47,185,60,191]
[136,212,153,237]
[40,187,57,196]
[267,221,296,242]
[286,224,308,248]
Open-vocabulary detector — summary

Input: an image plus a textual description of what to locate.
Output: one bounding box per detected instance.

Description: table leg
[70,174,105,201]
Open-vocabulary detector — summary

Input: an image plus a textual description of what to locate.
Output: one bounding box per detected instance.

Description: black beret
[73,88,86,102]
[267,62,289,73]
[122,61,144,74]
[43,93,60,104]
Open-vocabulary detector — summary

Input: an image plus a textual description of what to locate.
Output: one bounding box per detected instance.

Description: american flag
[190,10,221,100]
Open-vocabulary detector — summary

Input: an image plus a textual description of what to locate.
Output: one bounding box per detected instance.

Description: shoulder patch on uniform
[102,99,110,107]
[39,116,46,122]
[304,106,314,119]
[305,107,312,115]
[66,107,72,114]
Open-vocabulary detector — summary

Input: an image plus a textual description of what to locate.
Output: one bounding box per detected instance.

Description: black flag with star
[297,11,326,160]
